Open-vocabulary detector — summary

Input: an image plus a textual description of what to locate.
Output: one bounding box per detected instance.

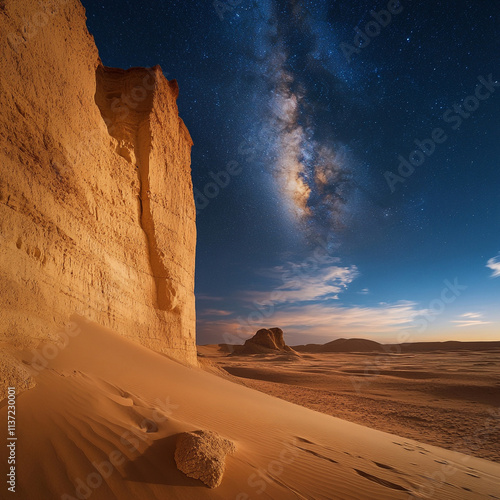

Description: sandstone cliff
[0,0,197,368]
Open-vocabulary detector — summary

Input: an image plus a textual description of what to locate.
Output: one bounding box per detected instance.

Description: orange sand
[1,319,499,499]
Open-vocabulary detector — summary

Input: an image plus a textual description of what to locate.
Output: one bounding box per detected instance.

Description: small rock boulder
[174,430,235,488]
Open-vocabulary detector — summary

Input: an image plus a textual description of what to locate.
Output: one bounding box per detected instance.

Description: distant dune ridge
[294,338,386,353]
[0,0,197,381]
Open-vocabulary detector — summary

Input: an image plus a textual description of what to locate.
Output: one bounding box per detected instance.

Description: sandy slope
[1,319,500,500]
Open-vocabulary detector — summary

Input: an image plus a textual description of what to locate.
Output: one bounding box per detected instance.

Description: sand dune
[1,318,499,499]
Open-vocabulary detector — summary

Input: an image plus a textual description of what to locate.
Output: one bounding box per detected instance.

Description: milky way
[233,0,366,247]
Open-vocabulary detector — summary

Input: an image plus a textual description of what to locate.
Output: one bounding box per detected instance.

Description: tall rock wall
[0,0,197,366]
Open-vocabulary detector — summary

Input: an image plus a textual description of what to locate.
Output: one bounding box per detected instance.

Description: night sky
[82,0,500,346]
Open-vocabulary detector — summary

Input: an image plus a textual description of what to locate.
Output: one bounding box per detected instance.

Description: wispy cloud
[460,312,482,319]
[198,309,233,317]
[452,321,492,328]
[277,301,422,332]
[196,295,225,302]
[486,253,500,278]
[451,312,492,328]
[246,257,359,306]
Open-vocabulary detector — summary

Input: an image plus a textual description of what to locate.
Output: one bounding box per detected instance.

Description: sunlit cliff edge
[0,0,197,392]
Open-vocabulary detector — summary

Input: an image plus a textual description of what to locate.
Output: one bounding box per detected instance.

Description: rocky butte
[0,0,197,396]
[237,328,299,355]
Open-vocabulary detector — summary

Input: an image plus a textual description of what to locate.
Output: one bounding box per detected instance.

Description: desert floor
[198,345,500,463]
[1,321,500,500]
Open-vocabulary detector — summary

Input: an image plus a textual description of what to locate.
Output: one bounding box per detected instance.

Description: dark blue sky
[82,0,500,345]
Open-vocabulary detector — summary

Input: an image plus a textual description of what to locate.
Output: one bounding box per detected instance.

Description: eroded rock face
[252,327,286,350]
[174,430,235,488]
[0,0,197,367]
[239,327,298,355]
